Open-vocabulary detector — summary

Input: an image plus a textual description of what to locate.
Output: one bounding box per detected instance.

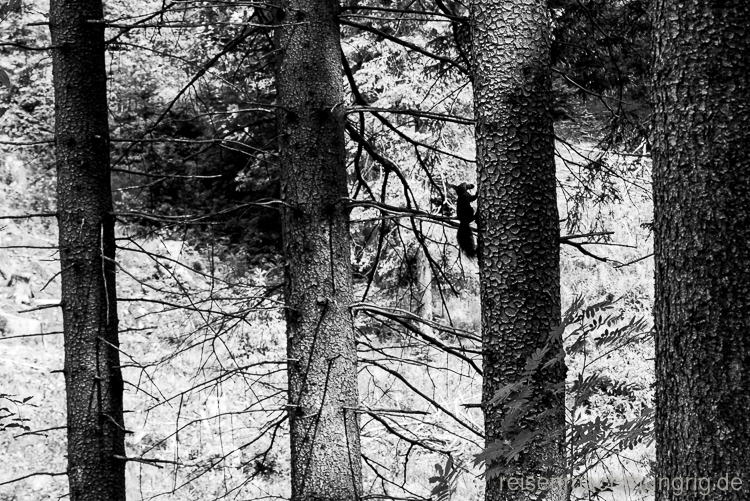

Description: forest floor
[0,144,656,501]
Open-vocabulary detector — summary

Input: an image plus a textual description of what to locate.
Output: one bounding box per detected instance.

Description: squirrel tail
[457,222,476,259]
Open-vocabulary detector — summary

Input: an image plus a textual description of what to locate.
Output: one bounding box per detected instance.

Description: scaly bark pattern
[275,0,363,499]
[651,2,750,500]
[50,0,125,499]
[471,0,566,499]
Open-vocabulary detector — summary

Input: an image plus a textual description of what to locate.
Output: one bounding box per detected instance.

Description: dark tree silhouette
[49,0,125,499]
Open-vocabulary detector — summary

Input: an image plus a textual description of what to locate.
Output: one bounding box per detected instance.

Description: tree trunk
[49,1,125,500]
[412,244,434,337]
[274,0,363,499]
[471,0,567,499]
[651,2,750,500]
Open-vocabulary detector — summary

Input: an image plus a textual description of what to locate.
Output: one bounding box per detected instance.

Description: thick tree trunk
[275,0,363,499]
[651,2,750,500]
[49,1,125,500]
[471,0,566,500]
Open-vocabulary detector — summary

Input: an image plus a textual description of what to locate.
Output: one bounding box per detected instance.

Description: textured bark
[49,1,125,500]
[471,0,566,500]
[651,2,750,500]
[275,0,363,499]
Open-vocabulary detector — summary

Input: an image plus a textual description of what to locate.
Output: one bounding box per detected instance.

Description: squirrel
[451,182,477,259]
